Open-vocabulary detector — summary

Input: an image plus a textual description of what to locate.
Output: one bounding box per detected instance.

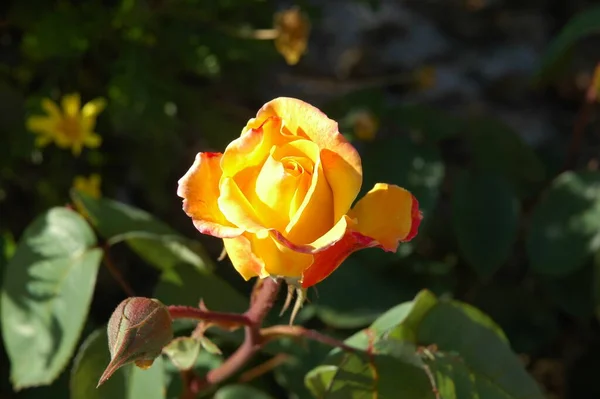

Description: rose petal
[271,215,349,255]
[300,184,421,287]
[253,97,363,219]
[348,183,422,251]
[252,234,313,277]
[223,234,267,280]
[218,176,268,235]
[221,116,292,179]
[177,152,243,238]
[300,228,372,288]
[253,145,308,232]
[283,140,334,245]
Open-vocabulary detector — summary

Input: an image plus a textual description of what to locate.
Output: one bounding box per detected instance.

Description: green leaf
[164,351,223,398]
[154,263,247,312]
[536,6,600,83]
[274,339,333,399]
[305,347,434,399]
[71,190,213,272]
[71,190,174,238]
[390,104,466,142]
[452,171,520,277]
[199,336,222,355]
[214,384,275,399]
[465,117,545,193]
[70,329,166,399]
[416,302,543,399]
[163,337,201,371]
[306,290,543,399]
[527,171,600,275]
[341,290,438,349]
[110,231,213,273]
[1,207,102,389]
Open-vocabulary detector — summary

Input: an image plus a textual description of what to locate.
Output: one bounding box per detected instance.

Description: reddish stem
[189,278,281,393]
[168,305,252,327]
[260,325,357,353]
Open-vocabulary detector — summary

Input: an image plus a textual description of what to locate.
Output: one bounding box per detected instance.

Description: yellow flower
[274,7,310,65]
[413,66,437,90]
[351,110,379,142]
[178,97,422,288]
[73,174,102,199]
[26,93,106,156]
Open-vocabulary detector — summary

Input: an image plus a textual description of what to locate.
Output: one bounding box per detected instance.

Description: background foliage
[2,0,600,398]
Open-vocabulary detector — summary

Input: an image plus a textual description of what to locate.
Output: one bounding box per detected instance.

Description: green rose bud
[98,297,173,387]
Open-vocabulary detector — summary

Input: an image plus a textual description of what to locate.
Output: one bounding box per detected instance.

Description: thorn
[279,283,295,317]
[289,287,306,326]
[217,245,227,261]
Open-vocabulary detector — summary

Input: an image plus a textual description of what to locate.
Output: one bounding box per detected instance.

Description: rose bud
[97,297,173,387]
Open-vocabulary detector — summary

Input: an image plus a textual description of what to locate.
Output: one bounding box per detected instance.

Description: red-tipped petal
[177,152,243,238]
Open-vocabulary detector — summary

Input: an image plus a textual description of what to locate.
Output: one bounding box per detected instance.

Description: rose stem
[188,278,282,393]
[167,306,253,327]
[260,325,357,353]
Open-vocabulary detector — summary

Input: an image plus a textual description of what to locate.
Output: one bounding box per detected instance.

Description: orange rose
[177,98,421,288]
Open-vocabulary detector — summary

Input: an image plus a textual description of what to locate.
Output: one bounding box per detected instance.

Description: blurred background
[2,0,600,398]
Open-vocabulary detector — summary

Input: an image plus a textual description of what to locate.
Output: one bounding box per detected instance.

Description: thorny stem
[176,279,359,397]
[184,278,282,395]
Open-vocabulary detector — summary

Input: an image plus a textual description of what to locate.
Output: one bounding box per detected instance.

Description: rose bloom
[178,98,421,288]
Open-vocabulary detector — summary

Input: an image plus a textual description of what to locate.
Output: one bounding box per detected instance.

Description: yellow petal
[54,133,72,148]
[284,142,334,245]
[223,234,268,280]
[252,234,313,278]
[221,116,291,178]
[72,142,83,156]
[26,116,55,134]
[177,152,243,238]
[218,177,266,235]
[82,98,107,118]
[274,7,310,65]
[41,99,61,119]
[253,147,303,231]
[348,183,422,252]
[73,174,102,198]
[83,133,102,148]
[300,189,421,288]
[270,214,348,254]
[35,135,53,147]
[61,93,81,117]
[254,97,362,220]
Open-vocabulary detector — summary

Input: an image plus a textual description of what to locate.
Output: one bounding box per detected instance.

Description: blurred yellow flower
[352,110,379,142]
[73,174,102,199]
[274,7,310,65]
[413,66,437,90]
[26,93,106,156]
